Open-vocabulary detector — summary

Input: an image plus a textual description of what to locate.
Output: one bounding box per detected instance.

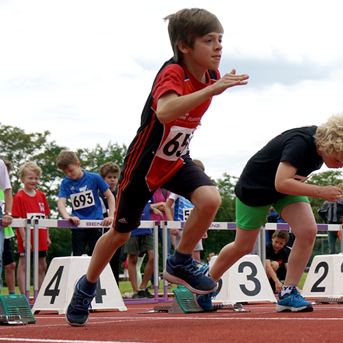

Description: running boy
[57,151,115,256]
[197,114,343,313]
[12,162,51,294]
[66,8,248,326]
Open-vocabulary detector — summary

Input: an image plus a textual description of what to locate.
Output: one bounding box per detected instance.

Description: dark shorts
[19,250,48,258]
[124,234,154,255]
[71,228,102,256]
[115,154,214,233]
[3,239,14,266]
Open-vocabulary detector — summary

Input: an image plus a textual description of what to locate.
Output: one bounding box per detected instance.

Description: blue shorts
[236,195,310,230]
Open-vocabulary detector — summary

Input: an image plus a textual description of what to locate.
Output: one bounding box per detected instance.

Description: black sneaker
[142,288,154,298]
[132,290,146,299]
[163,255,218,295]
[66,276,96,327]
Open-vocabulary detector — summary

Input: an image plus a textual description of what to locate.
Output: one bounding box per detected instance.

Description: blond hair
[20,162,42,179]
[314,114,343,157]
[164,8,223,62]
[99,162,121,178]
[56,150,79,170]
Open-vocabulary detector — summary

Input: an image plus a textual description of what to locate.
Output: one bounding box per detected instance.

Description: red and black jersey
[120,58,220,192]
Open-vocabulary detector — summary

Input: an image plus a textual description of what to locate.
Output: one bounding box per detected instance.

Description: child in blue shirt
[57,151,115,256]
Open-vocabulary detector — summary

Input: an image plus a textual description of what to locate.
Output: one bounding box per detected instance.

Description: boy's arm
[165,198,179,236]
[57,197,80,226]
[275,161,342,201]
[150,203,164,219]
[17,226,29,250]
[102,189,115,226]
[265,259,283,293]
[156,70,249,124]
[2,188,13,227]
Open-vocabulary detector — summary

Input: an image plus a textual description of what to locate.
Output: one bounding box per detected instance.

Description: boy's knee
[5,262,16,271]
[197,188,221,214]
[271,261,279,271]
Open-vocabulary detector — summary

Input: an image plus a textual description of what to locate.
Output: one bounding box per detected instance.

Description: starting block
[32,255,127,314]
[302,254,343,300]
[210,255,276,304]
[0,295,36,324]
[141,287,249,314]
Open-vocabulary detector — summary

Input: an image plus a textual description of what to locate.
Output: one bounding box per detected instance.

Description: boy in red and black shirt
[66,8,249,326]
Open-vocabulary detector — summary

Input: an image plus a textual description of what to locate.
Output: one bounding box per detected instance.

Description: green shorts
[236,195,310,230]
[124,234,154,255]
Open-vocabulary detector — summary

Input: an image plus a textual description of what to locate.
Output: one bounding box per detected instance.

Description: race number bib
[183,207,193,221]
[70,190,95,210]
[156,126,193,161]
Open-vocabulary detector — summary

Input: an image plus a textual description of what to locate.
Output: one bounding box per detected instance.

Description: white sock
[280,286,293,297]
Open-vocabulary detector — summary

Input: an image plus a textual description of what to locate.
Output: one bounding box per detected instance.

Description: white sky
[1,0,343,179]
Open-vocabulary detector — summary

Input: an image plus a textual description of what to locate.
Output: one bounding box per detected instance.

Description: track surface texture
[0,300,342,343]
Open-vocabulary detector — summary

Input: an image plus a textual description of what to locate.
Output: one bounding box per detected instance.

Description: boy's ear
[77,162,81,167]
[178,40,189,54]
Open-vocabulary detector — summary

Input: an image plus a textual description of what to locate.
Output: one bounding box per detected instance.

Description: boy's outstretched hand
[320,184,342,202]
[211,69,249,96]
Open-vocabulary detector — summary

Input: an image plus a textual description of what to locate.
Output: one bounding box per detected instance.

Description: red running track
[0,300,342,343]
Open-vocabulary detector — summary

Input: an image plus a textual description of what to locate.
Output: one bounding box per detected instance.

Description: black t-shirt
[266,242,289,264]
[266,242,290,280]
[235,126,323,206]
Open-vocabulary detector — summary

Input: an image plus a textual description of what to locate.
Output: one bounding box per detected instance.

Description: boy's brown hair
[99,162,121,179]
[193,159,205,172]
[20,161,42,179]
[164,8,223,62]
[56,150,79,170]
[272,230,289,243]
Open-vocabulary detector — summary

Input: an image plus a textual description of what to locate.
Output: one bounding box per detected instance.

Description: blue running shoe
[66,275,96,326]
[163,256,218,295]
[276,286,313,312]
[194,290,218,311]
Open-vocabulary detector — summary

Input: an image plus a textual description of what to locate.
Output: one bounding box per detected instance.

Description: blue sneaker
[276,286,313,312]
[163,256,218,295]
[194,290,218,311]
[66,276,96,326]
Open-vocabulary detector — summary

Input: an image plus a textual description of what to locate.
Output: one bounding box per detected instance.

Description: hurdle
[6,218,343,307]
[14,218,165,306]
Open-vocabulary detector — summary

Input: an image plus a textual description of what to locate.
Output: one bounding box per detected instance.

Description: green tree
[306,170,343,222]
[77,142,127,173]
[0,123,67,215]
[202,173,238,259]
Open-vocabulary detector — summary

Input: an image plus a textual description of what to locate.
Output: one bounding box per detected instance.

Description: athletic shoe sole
[276,303,313,312]
[163,270,218,295]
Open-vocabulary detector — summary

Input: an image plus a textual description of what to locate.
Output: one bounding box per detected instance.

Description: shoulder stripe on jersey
[120,113,157,191]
